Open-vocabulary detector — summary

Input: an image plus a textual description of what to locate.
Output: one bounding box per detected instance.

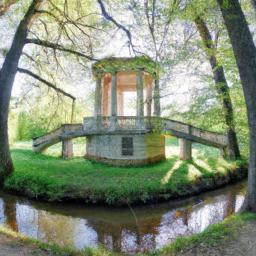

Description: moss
[92,56,160,77]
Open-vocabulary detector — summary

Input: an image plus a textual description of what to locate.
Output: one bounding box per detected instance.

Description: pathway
[175,220,256,256]
[0,233,48,256]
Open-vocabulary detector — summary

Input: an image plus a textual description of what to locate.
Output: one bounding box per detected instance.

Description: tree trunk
[195,16,240,160]
[0,0,43,180]
[217,0,256,211]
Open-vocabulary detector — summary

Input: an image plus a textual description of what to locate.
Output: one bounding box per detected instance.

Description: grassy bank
[153,212,256,256]
[5,138,247,205]
[1,211,256,256]
[0,226,113,256]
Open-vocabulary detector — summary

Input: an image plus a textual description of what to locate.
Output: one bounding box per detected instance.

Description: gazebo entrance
[100,71,153,117]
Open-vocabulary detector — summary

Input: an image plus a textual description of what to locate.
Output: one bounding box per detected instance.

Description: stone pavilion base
[85,133,165,166]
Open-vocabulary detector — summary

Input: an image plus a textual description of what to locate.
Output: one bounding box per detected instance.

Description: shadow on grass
[190,160,214,178]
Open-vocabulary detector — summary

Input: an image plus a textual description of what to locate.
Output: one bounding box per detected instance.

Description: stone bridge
[32,117,228,160]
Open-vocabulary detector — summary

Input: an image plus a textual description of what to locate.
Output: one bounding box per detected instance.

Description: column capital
[110,70,118,76]
[95,73,104,80]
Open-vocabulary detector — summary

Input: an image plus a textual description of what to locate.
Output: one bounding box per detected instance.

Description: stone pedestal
[85,133,165,166]
[179,138,192,160]
[62,139,73,159]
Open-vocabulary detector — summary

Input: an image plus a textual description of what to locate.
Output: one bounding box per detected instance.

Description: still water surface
[0,182,246,254]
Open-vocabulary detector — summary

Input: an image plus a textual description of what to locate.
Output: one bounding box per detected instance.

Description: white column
[153,77,161,116]
[179,138,192,160]
[136,70,144,117]
[136,71,144,129]
[94,76,102,117]
[146,81,152,117]
[62,139,73,159]
[110,72,118,130]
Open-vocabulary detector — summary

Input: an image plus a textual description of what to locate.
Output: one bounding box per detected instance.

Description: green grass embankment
[4,138,247,205]
[153,212,256,256]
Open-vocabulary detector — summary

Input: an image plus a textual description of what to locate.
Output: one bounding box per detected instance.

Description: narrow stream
[0,182,246,254]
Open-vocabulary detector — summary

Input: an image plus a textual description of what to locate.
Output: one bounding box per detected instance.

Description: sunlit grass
[6,137,246,205]
[161,160,183,185]
[187,164,202,181]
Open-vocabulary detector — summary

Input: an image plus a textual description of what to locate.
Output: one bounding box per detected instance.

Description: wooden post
[153,77,161,116]
[110,72,117,130]
[179,138,192,160]
[94,76,102,117]
[62,139,73,159]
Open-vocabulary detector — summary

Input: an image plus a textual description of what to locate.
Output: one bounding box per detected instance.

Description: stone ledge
[85,154,166,166]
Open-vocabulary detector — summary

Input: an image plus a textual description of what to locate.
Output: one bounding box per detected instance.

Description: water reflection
[0,182,246,254]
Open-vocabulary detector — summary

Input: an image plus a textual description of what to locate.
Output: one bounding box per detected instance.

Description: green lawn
[5,137,246,205]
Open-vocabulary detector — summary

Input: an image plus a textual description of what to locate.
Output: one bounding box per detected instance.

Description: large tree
[0,0,97,180]
[217,0,256,211]
[194,16,240,159]
[0,0,43,179]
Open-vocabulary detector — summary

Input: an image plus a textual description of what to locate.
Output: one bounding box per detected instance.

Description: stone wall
[86,133,165,165]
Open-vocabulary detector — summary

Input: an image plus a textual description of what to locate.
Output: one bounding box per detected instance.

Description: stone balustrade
[82,116,228,148]
[33,116,228,160]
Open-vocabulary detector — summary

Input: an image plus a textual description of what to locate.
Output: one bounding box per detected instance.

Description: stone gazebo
[84,56,165,166]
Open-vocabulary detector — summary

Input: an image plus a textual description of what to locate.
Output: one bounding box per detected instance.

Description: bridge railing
[33,128,63,147]
[83,116,228,147]
[33,124,83,148]
[162,118,228,147]
[83,116,146,132]
[33,116,228,152]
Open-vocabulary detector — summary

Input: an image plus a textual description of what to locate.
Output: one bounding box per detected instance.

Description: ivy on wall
[92,56,160,77]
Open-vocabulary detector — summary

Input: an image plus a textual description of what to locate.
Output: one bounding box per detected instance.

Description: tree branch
[17,67,76,100]
[25,38,97,60]
[97,0,138,54]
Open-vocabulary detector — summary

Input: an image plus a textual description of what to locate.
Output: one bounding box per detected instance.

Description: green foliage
[9,92,90,142]
[5,140,246,205]
[16,112,30,141]
[92,56,160,77]
[16,112,47,141]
